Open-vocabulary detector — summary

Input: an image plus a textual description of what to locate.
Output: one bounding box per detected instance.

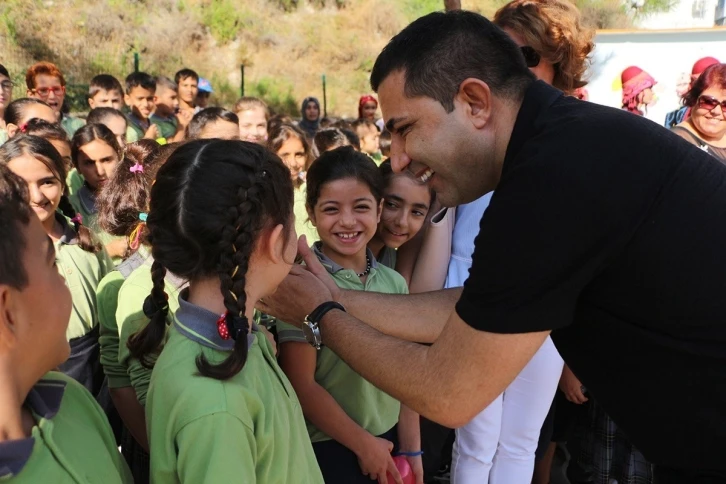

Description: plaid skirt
[121,427,150,484]
[572,399,654,484]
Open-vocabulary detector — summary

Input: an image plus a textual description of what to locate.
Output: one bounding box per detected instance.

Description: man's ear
[0,286,19,353]
[456,78,494,130]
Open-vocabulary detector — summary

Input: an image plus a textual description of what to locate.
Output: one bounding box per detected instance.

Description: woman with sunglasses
[671,63,726,163]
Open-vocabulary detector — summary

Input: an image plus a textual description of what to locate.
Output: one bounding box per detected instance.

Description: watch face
[302,321,315,341]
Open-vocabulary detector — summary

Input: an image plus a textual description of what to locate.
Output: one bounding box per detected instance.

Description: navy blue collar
[77,184,97,215]
[0,377,67,479]
[174,289,257,351]
[56,213,78,246]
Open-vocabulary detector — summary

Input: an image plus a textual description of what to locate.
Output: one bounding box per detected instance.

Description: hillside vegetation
[0,0,674,116]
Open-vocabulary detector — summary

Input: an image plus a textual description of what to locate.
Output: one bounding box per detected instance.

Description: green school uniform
[126,125,139,143]
[116,258,185,406]
[97,248,152,389]
[55,215,114,340]
[60,114,85,137]
[126,113,148,142]
[295,182,319,243]
[65,168,83,198]
[147,292,324,483]
[68,184,125,265]
[0,372,133,483]
[377,245,397,270]
[276,243,407,442]
[150,113,178,141]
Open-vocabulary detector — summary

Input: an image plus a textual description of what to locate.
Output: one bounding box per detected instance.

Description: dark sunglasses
[520,46,541,68]
[697,95,726,112]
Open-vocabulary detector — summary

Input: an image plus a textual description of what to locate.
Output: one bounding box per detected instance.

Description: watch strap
[308,301,346,325]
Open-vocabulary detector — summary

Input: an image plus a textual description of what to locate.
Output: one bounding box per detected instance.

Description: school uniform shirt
[60,114,85,138]
[55,214,114,340]
[276,243,407,443]
[68,184,125,265]
[126,113,149,142]
[115,257,185,406]
[294,182,319,243]
[96,248,151,389]
[146,291,324,484]
[150,113,178,141]
[456,80,726,470]
[376,245,397,270]
[65,168,83,198]
[0,372,133,483]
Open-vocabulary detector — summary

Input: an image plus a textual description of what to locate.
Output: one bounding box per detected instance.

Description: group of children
[0,60,433,484]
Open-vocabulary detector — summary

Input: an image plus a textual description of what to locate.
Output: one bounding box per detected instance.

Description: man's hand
[559,364,588,404]
[256,236,337,325]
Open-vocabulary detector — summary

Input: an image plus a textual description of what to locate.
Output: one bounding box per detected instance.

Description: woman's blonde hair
[494,0,594,93]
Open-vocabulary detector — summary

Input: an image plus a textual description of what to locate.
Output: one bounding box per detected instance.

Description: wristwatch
[302,301,346,350]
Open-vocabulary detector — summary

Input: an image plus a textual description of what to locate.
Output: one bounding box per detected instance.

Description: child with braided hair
[129,139,323,483]
[0,135,113,395]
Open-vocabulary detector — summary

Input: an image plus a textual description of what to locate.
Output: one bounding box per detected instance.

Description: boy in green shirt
[150,76,191,143]
[0,164,131,483]
[124,72,159,142]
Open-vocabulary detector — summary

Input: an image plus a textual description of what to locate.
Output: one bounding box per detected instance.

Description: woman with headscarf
[621,66,657,116]
[299,96,321,140]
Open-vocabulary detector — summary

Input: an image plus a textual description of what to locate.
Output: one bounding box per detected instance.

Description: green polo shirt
[97,248,151,389]
[150,113,178,141]
[276,243,407,442]
[60,114,85,137]
[55,215,114,340]
[147,292,324,483]
[295,183,318,243]
[116,259,185,406]
[0,372,133,483]
[66,169,83,198]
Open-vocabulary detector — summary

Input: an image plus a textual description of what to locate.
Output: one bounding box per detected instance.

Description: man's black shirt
[457,81,726,469]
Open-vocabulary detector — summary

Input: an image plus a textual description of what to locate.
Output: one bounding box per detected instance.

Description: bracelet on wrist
[394,450,423,457]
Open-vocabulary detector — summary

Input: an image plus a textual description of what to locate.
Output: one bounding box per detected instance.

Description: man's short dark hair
[125,72,156,95]
[175,68,199,85]
[0,164,34,289]
[87,107,126,126]
[370,10,535,112]
[89,74,123,98]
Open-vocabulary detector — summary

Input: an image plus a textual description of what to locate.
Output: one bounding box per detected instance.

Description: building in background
[636,0,720,28]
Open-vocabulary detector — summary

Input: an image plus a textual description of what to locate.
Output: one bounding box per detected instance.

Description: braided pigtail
[127,259,170,368]
[57,195,101,253]
[196,182,263,380]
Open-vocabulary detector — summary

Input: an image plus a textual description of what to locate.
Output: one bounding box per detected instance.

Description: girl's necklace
[357,254,372,278]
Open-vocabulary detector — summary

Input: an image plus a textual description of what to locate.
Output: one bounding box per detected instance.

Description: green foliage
[402,0,443,19]
[249,77,298,116]
[199,0,250,43]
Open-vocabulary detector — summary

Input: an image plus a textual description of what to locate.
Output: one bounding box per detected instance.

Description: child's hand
[176,109,193,128]
[355,436,402,484]
[559,365,588,404]
[143,124,159,140]
[406,455,424,484]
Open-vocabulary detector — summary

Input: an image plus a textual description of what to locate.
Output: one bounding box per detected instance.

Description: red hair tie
[19,123,28,133]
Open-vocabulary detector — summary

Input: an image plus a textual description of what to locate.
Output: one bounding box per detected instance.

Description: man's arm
[257,237,460,343]
[318,306,549,428]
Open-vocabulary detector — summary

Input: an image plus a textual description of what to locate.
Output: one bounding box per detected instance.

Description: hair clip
[216,311,248,341]
[130,162,144,174]
[19,123,28,133]
[139,212,148,222]
[142,295,168,319]
[71,213,83,225]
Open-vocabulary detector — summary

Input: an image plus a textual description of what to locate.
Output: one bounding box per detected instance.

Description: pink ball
[387,455,415,484]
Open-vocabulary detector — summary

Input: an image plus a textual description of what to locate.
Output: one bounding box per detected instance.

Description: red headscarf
[358,94,378,119]
[692,57,720,79]
[621,66,656,115]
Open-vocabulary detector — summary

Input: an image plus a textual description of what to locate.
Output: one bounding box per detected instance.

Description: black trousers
[653,467,726,484]
[312,426,399,484]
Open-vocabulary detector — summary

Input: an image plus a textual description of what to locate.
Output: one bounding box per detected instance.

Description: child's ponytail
[57,195,101,253]
[127,259,170,368]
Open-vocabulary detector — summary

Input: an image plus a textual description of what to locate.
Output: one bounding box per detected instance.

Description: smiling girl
[368,160,432,270]
[69,123,126,261]
[276,146,422,484]
[0,135,113,396]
